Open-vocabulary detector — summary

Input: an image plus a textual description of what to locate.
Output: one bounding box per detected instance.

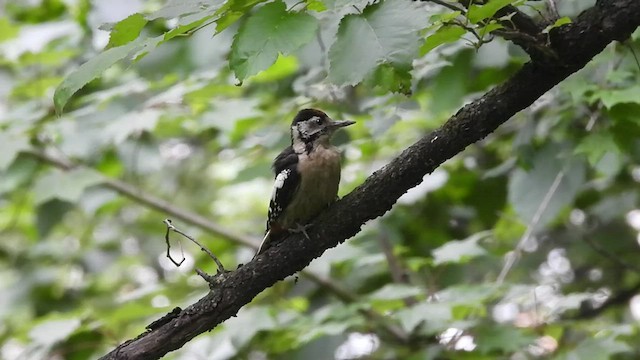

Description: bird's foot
[290,223,313,240]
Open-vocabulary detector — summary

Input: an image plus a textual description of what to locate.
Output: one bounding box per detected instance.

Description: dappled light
[0,0,639,359]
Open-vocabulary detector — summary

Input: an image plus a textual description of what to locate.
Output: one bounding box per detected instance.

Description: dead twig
[164,219,226,274]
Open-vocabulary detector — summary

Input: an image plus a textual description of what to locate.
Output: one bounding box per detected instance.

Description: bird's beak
[329,119,355,128]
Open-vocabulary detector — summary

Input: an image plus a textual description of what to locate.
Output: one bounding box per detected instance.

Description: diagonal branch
[494,4,544,37]
[490,4,554,62]
[26,149,257,248]
[438,0,552,61]
[26,149,409,343]
[98,0,640,358]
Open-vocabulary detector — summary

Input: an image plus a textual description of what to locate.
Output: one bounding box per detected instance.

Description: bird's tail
[253,229,272,259]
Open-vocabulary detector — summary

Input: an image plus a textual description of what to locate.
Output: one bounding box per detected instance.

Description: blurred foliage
[1,0,640,359]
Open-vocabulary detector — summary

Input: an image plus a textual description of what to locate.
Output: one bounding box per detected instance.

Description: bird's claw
[290,223,313,240]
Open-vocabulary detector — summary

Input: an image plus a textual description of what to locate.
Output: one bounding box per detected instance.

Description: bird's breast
[282,146,342,226]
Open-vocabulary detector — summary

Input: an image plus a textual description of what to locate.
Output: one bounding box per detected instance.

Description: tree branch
[26,149,257,248]
[494,4,544,37]
[446,0,553,61]
[96,0,640,358]
[26,149,409,344]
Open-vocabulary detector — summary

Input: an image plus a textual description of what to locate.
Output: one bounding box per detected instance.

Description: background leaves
[328,0,429,85]
[2,0,640,359]
[230,1,318,80]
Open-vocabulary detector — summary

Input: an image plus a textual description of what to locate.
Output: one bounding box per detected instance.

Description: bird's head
[290,109,354,147]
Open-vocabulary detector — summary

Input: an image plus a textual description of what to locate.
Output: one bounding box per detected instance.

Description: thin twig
[546,0,560,21]
[450,19,482,42]
[582,235,640,273]
[287,0,306,12]
[26,149,258,247]
[164,220,186,266]
[377,230,410,285]
[164,219,226,274]
[496,170,566,284]
[423,0,466,13]
[26,149,410,343]
[106,177,258,247]
[195,268,218,284]
[377,230,416,306]
[301,270,410,343]
[450,0,551,60]
[585,105,600,131]
[626,42,640,71]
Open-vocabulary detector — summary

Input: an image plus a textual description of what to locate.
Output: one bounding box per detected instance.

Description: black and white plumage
[255,109,354,257]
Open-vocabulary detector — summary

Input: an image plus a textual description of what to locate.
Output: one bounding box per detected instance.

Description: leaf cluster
[0,0,639,359]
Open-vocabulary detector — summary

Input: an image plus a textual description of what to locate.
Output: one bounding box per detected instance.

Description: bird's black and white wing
[255,147,300,257]
[267,146,300,232]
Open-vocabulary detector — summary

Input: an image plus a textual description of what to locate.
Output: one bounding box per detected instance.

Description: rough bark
[99,0,640,358]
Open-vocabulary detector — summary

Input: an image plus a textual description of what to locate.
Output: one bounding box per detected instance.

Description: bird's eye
[315,117,323,125]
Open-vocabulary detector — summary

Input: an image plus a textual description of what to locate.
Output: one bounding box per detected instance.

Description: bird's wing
[267,146,300,231]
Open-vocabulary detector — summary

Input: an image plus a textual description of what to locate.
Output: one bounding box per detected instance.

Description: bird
[254,108,355,257]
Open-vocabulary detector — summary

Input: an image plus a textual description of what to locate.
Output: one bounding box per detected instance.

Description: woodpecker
[254,109,354,257]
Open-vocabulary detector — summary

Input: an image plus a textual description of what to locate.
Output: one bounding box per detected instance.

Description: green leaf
[229,1,318,80]
[368,284,423,300]
[0,132,30,170]
[421,25,466,55]
[508,143,586,230]
[467,0,514,24]
[12,76,62,99]
[105,109,162,144]
[609,104,640,151]
[251,54,299,83]
[29,318,81,346]
[430,51,472,114]
[184,84,243,113]
[364,106,401,138]
[594,85,640,109]
[492,209,527,246]
[53,38,146,114]
[397,303,452,334]
[36,199,74,237]
[306,0,327,11]
[574,132,620,166]
[474,324,535,353]
[106,13,147,48]
[590,191,638,223]
[0,17,19,42]
[0,157,38,195]
[214,0,267,32]
[224,306,277,348]
[147,0,213,20]
[542,16,571,34]
[437,284,498,307]
[480,21,504,34]
[33,168,104,205]
[163,14,216,42]
[161,1,225,42]
[366,63,412,95]
[557,335,632,360]
[298,323,349,343]
[432,231,490,265]
[433,10,462,23]
[20,49,77,67]
[328,0,428,85]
